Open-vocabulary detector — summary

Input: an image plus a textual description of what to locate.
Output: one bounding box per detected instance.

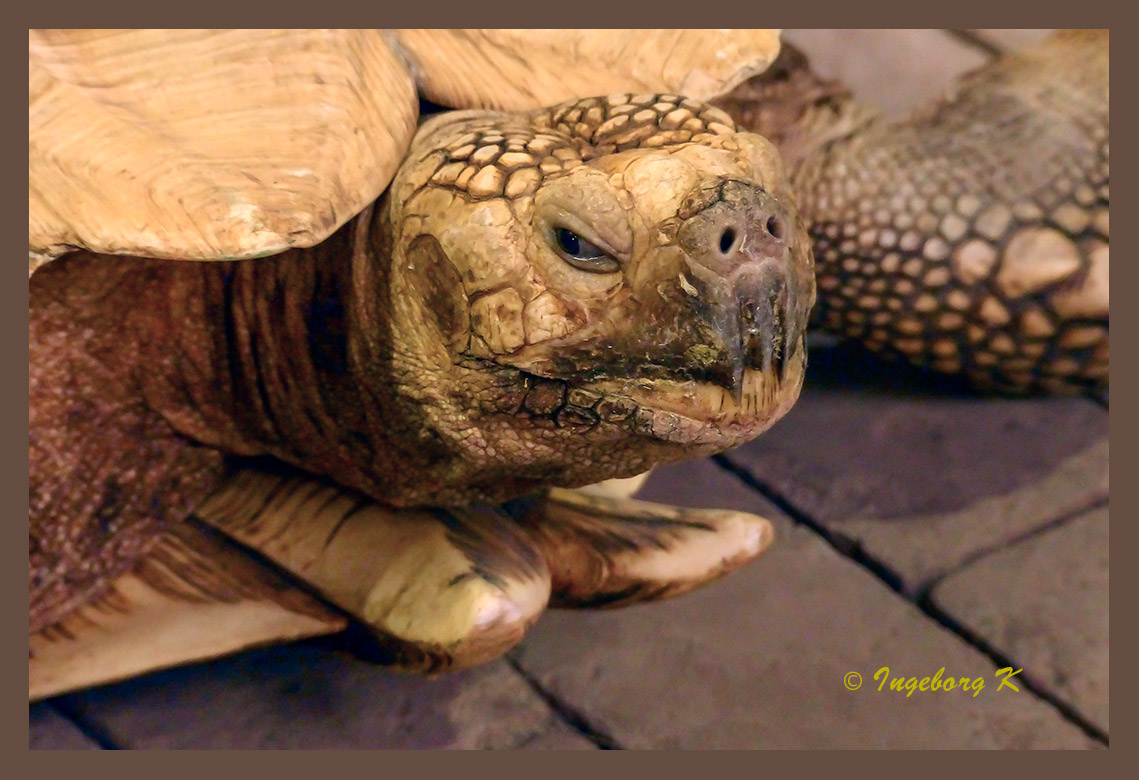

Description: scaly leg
[720,31,1108,393]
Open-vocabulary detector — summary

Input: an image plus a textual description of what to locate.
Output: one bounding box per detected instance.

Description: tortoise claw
[196,469,550,673]
[514,487,775,608]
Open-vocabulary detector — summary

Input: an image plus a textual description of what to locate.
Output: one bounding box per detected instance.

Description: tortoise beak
[676,178,801,396]
[736,262,797,389]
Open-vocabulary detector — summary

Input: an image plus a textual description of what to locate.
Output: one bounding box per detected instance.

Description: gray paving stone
[29,703,100,750]
[724,345,1108,592]
[511,459,1097,749]
[55,641,592,749]
[842,439,1107,590]
[783,29,989,116]
[931,507,1108,733]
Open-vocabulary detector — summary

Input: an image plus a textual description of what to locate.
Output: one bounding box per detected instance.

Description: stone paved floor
[30,30,1107,749]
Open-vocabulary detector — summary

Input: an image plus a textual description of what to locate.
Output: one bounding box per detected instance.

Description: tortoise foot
[195,465,775,673]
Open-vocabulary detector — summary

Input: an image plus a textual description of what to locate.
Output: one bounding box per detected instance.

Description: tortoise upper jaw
[731,261,801,391]
[672,178,803,395]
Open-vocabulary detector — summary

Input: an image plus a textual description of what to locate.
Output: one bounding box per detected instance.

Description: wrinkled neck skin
[126,211,425,503]
[122,205,529,508]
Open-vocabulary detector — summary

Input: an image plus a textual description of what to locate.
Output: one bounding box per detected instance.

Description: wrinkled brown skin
[717,30,1109,393]
[30,95,814,633]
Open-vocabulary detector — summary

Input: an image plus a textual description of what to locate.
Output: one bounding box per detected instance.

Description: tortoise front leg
[196,468,551,672]
[197,465,774,672]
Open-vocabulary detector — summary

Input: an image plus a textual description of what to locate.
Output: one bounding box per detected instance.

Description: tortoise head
[378,94,815,498]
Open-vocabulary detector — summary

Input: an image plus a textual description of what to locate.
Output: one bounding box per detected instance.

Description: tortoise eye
[553,227,620,273]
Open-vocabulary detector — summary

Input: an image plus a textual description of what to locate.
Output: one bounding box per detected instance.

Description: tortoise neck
[142,206,414,499]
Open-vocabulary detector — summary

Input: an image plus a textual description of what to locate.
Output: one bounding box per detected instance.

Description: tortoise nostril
[766,215,784,240]
[719,228,736,254]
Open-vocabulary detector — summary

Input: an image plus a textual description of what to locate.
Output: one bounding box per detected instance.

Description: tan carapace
[29,29,1108,698]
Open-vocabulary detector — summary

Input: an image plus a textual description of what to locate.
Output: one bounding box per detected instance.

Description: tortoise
[29,29,1109,699]
[29,29,802,698]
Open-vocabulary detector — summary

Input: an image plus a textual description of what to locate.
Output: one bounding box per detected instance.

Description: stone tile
[29,703,100,750]
[511,459,1097,749]
[842,439,1107,590]
[930,507,1108,733]
[724,344,1108,592]
[55,640,592,749]
[783,29,989,116]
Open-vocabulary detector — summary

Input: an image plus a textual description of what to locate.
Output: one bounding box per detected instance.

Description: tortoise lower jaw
[512,359,804,450]
[594,366,803,447]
